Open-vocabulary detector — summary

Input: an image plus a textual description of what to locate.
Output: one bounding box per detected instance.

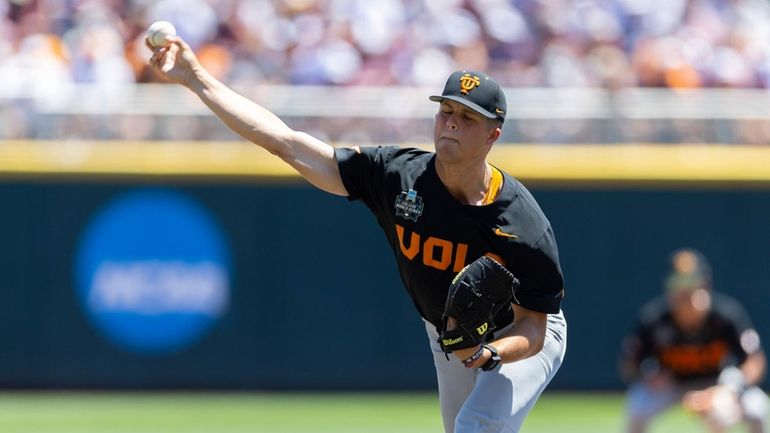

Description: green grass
[0,391,754,433]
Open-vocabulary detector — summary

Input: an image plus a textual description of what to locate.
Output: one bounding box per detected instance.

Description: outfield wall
[1,142,769,390]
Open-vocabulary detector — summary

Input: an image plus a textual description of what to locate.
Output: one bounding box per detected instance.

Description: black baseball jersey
[622,292,762,382]
[335,145,564,330]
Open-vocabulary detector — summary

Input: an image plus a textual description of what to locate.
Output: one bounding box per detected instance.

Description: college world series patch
[395,189,424,222]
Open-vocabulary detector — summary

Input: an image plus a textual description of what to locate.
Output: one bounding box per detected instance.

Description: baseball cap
[664,248,711,293]
[429,70,507,123]
[665,272,708,293]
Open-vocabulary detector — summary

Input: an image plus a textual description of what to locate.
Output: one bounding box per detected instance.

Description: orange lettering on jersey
[453,243,468,273]
[659,341,729,375]
[484,252,506,267]
[396,224,420,260]
[394,224,472,272]
[423,237,453,270]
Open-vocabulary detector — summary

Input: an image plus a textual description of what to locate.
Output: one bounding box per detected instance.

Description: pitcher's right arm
[148,36,347,196]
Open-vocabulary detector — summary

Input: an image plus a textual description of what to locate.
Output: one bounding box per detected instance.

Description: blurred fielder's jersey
[335,145,564,330]
[624,292,762,382]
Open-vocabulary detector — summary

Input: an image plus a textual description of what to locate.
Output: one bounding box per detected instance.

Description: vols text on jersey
[396,224,469,273]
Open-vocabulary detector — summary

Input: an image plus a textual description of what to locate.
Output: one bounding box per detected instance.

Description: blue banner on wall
[75,188,232,356]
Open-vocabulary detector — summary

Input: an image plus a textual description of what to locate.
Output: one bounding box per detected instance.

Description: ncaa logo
[75,188,231,355]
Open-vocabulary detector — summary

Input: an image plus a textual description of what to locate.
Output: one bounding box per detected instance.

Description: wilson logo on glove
[442,336,464,346]
[476,322,489,335]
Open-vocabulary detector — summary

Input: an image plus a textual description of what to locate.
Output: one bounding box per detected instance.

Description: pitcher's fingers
[166,36,191,53]
[144,36,155,52]
[149,48,169,68]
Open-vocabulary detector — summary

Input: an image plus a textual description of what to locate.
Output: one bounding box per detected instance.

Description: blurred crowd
[1,0,770,143]
[1,0,769,89]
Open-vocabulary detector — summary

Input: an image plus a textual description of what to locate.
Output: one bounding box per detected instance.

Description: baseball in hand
[147,21,177,48]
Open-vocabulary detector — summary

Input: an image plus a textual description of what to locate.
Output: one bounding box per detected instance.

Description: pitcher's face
[433,100,499,164]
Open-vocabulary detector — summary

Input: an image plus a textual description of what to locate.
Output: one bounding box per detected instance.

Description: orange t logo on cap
[459,73,480,94]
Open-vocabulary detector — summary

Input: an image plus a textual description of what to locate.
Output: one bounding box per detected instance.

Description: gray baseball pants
[425,310,567,433]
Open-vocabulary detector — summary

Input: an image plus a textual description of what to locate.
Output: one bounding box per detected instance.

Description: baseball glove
[438,255,519,353]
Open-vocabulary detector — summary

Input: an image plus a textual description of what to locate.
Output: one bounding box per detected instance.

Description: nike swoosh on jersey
[493,227,518,239]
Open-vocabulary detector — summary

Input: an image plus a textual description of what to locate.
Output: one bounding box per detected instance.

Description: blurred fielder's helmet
[664,248,712,293]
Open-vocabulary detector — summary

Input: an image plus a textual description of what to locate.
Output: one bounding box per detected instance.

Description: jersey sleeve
[619,300,662,380]
[334,145,395,209]
[716,295,763,361]
[508,226,564,314]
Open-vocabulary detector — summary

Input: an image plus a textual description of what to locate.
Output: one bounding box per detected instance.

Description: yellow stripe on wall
[0,140,297,180]
[1,140,769,187]
[489,144,770,186]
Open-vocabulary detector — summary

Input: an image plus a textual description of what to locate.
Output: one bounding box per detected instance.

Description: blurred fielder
[147,35,566,433]
[620,248,769,433]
